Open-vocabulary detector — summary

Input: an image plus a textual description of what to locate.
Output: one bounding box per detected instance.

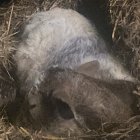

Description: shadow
[77,0,113,46]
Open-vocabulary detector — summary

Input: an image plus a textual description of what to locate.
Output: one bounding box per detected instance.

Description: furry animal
[28,67,138,130]
[13,7,139,133]
[15,8,135,94]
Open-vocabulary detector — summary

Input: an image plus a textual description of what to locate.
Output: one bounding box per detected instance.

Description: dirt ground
[0,0,140,139]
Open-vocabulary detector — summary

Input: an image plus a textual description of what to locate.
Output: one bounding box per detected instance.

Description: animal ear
[76,60,100,77]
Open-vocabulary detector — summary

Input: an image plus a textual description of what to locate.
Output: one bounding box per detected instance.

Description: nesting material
[109,0,140,47]
[109,0,140,78]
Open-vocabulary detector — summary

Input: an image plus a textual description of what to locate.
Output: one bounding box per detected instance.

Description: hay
[109,0,140,78]
[0,114,140,140]
[0,0,140,139]
[109,0,140,47]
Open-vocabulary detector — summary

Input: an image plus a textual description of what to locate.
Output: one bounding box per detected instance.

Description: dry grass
[0,115,140,140]
[109,0,140,78]
[109,0,140,47]
[0,0,140,139]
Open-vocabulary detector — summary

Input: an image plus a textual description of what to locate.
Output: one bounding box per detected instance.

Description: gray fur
[31,68,138,130]
[14,8,135,92]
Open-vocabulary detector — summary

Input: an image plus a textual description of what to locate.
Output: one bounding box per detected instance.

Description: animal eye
[29,104,36,109]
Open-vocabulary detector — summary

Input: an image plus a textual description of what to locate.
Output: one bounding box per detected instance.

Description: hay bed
[0,0,140,139]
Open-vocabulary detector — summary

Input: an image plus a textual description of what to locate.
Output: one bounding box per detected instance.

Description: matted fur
[15,8,135,93]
